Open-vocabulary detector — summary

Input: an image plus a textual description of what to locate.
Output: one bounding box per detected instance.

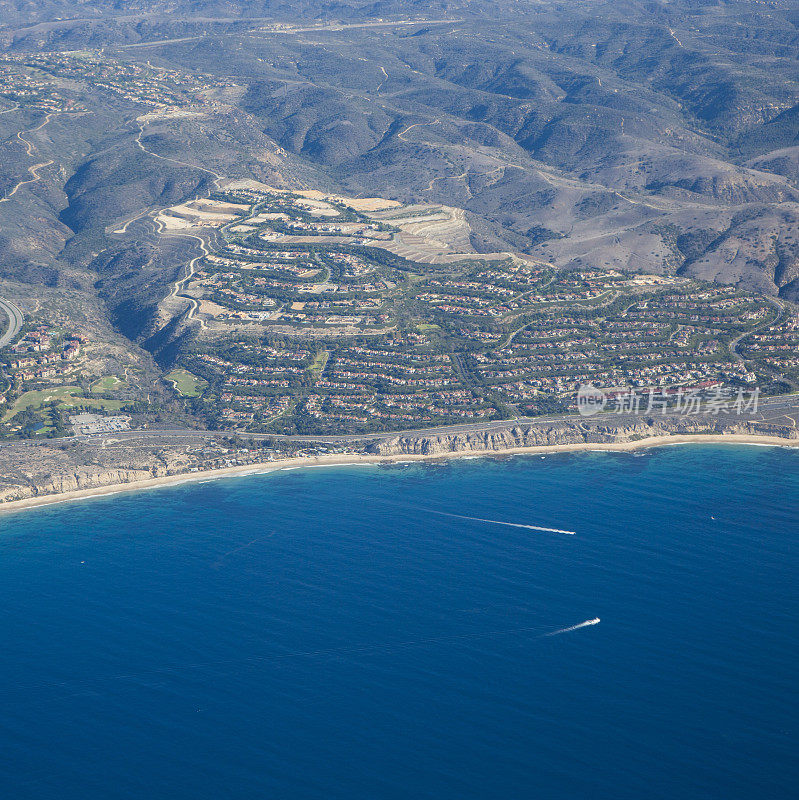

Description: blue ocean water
[0,445,797,800]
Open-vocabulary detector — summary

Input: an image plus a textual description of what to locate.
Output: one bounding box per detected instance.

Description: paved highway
[45,393,797,448]
[0,393,794,453]
[0,298,23,349]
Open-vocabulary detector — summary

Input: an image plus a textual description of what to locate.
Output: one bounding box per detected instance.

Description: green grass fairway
[4,386,129,421]
[307,350,330,379]
[90,376,125,393]
[58,397,125,412]
[165,369,208,397]
[3,386,83,421]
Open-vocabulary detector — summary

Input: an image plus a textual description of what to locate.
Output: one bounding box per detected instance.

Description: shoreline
[1,432,797,516]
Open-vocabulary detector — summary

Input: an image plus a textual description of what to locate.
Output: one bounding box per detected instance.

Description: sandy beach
[0,432,796,516]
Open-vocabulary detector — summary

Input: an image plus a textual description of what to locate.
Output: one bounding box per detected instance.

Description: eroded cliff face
[39,467,162,496]
[0,467,165,503]
[0,440,204,504]
[0,417,796,506]
[367,418,798,456]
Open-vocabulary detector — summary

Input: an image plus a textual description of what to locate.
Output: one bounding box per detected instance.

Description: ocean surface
[0,445,797,799]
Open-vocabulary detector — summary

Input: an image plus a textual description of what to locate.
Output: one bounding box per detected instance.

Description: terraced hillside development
[139,180,799,434]
[369,204,473,263]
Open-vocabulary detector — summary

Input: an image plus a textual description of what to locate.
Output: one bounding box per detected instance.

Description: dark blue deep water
[1,446,797,799]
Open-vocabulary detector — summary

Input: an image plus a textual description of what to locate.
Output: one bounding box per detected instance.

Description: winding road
[0,111,59,204]
[728,296,797,388]
[134,120,225,187]
[153,221,212,328]
[0,159,53,204]
[124,117,229,327]
[0,298,23,349]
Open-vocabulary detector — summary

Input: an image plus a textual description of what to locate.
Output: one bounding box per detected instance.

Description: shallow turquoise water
[0,446,797,799]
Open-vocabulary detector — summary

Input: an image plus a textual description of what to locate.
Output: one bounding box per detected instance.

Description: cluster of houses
[468,297,762,409]
[739,312,799,377]
[1,51,231,113]
[160,187,794,432]
[5,327,83,382]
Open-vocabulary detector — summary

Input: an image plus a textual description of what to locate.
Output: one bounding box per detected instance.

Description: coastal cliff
[0,441,201,504]
[367,418,799,456]
[0,417,797,508]
[0,466,168,504]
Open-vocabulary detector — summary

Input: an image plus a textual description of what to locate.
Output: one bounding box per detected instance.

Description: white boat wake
[544,618,600,636]
[429,509,576,535]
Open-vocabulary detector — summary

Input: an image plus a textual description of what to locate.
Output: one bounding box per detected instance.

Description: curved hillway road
[0,159,54,204]
[127,117,230,329]
[0,111,64,203]
[0,297,24,349]
[155,222,212,329]
[16,112,56,157]
[397,118,441,143]
[107,115,215,236]
[134,119,225,188]
[110,208,151,235]
[142,214,211,329]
